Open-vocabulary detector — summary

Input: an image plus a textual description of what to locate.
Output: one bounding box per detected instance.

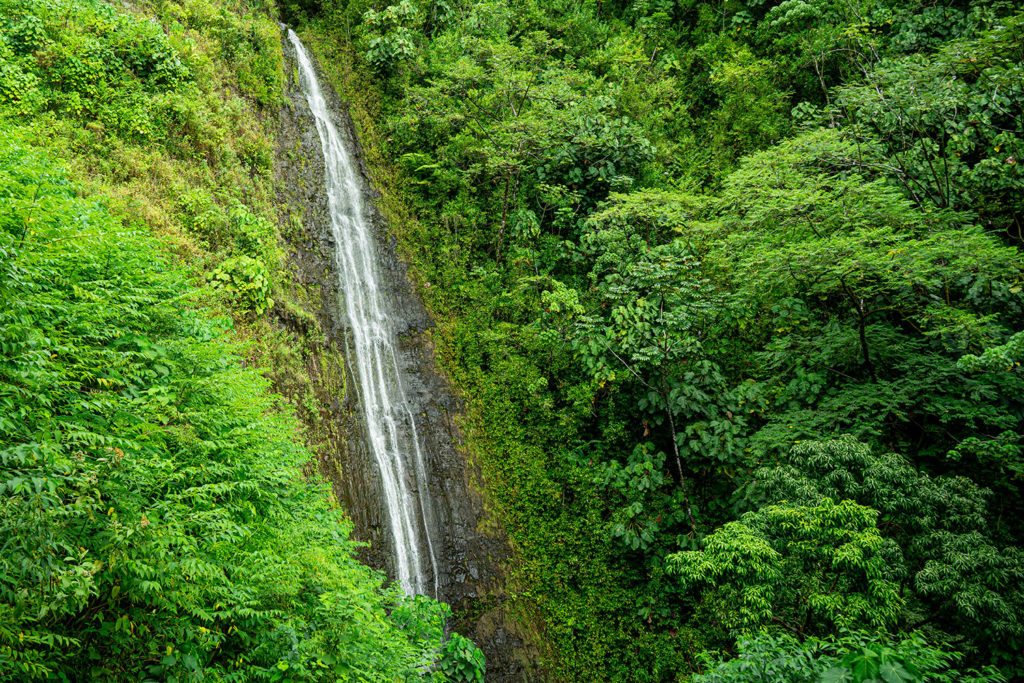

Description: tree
[704,129,1024,477]
[834,20,1024,235]
[550,220,725,539]
[693,629,1005,683]
[362,0,421,75]
[669,499,903,641]
[752,437,1024,673]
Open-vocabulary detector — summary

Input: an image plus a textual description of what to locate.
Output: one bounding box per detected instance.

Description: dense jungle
[1,0,1022,680]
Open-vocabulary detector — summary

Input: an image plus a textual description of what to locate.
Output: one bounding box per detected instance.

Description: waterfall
[288,30,438,597]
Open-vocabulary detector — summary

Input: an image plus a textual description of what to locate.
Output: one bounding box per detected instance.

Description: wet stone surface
[275,32,542,682]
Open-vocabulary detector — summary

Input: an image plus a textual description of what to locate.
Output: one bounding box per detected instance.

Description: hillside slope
[0,0,470,679]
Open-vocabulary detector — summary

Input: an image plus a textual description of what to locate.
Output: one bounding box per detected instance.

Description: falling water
[288,30,438,597]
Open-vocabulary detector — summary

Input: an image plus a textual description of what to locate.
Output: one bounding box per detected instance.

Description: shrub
[211,254,274,315]
[439,632,487,683]
[0,134,448,683]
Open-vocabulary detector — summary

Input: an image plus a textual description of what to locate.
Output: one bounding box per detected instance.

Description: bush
[439,632,486,683]
[362,0,420,74]
[211,254,274,315]
[0,135,448,682]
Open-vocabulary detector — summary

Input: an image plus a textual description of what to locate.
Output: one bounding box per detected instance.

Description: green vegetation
[296,0,1024,679]
[3,0,1022,677]
[0,138,448,681]
[0,0,476,679]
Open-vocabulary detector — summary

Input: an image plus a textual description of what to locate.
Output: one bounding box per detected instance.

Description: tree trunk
[663,377,699,546]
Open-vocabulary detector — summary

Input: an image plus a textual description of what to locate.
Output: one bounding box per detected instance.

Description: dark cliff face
[275,32,541,682]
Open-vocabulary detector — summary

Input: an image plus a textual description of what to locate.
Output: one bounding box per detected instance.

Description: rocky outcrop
[274,31,541,682]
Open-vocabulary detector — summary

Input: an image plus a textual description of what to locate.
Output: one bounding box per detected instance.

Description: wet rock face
[275,33,541,682]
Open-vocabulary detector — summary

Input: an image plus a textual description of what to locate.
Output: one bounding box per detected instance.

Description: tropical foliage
[0,136,448,681]
[0,0,474,679]
[3,0,1022,676]
[297,0,1024,678]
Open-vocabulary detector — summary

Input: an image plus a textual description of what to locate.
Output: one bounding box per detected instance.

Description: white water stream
[289,31,438,597]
